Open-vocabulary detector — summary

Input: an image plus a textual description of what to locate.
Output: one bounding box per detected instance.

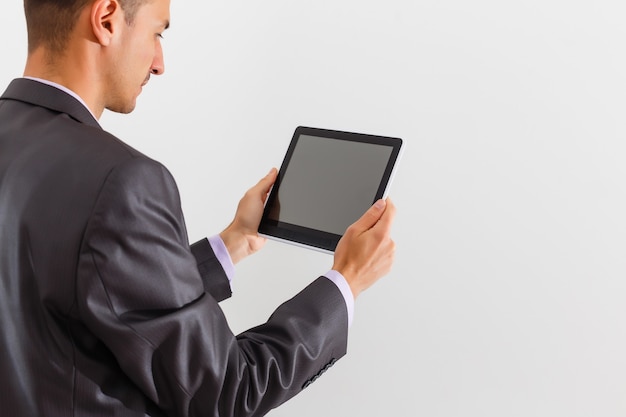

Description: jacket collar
[0,78,101,129]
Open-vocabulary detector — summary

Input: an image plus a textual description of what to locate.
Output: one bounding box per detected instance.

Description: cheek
[128,37,156,71]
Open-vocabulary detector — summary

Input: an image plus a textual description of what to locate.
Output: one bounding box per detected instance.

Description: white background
[2,1,626,416]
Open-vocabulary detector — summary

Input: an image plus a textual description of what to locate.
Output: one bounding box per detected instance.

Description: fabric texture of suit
[0,79,348,417]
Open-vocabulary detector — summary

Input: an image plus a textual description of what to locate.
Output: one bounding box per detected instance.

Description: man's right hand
[332,198,397,299]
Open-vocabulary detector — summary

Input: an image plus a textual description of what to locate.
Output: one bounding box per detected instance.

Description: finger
[251,167,278,196]
[266,167,278,180]
[351,199,387,233]
[373,198,396,233]
[260,167,277,187]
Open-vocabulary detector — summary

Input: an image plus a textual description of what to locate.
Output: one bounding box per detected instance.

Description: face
[104,0,170,114]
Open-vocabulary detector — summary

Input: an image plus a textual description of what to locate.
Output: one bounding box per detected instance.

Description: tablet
[258,126,403,254]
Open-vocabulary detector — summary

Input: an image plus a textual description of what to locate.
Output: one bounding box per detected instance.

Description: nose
[151,41,165,75]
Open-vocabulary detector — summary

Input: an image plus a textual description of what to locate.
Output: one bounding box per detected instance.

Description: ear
[90,0,122,46]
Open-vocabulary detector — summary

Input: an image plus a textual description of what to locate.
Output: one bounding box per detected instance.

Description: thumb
[255,167,278,195]
[351,199,387,233]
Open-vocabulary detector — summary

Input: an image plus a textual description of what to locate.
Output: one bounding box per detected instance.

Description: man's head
[24,0,149,54]
[23,0,170,116]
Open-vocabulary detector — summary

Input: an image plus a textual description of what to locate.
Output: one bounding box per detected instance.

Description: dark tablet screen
[259,126,403,254]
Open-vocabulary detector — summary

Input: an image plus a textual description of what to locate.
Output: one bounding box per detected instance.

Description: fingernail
[374,199,386,209]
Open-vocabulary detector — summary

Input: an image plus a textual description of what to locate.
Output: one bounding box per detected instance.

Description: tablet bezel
[258,126,403,254]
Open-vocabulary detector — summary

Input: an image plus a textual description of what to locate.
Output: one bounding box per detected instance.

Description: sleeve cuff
[208,234,235,288]
[323,270,355,327]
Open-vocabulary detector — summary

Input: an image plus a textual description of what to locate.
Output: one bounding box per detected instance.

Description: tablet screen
[259,126,403,254]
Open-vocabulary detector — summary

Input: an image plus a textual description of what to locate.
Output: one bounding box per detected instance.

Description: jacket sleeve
[190,237,232,302]
[76,156,348,417]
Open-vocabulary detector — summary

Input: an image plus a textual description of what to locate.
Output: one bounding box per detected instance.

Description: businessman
[0,0,396,416]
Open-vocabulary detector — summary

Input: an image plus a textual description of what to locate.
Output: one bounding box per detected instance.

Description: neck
[24,46,105,120]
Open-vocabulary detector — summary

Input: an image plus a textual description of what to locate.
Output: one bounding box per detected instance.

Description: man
[0,0,396,416]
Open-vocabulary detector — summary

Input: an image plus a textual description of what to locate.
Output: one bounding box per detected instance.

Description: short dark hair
[24,0,149,53]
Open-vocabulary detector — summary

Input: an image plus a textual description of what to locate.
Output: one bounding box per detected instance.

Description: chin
[106,100,138,114]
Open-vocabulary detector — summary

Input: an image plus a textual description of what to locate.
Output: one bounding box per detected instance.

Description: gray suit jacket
[0,78,348,417]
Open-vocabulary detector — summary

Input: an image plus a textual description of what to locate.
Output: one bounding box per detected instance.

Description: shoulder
[101,153,180,206]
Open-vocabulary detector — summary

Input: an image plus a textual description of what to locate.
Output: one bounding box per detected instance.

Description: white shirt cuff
[207,234,235,289]
[323,270,355,327]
